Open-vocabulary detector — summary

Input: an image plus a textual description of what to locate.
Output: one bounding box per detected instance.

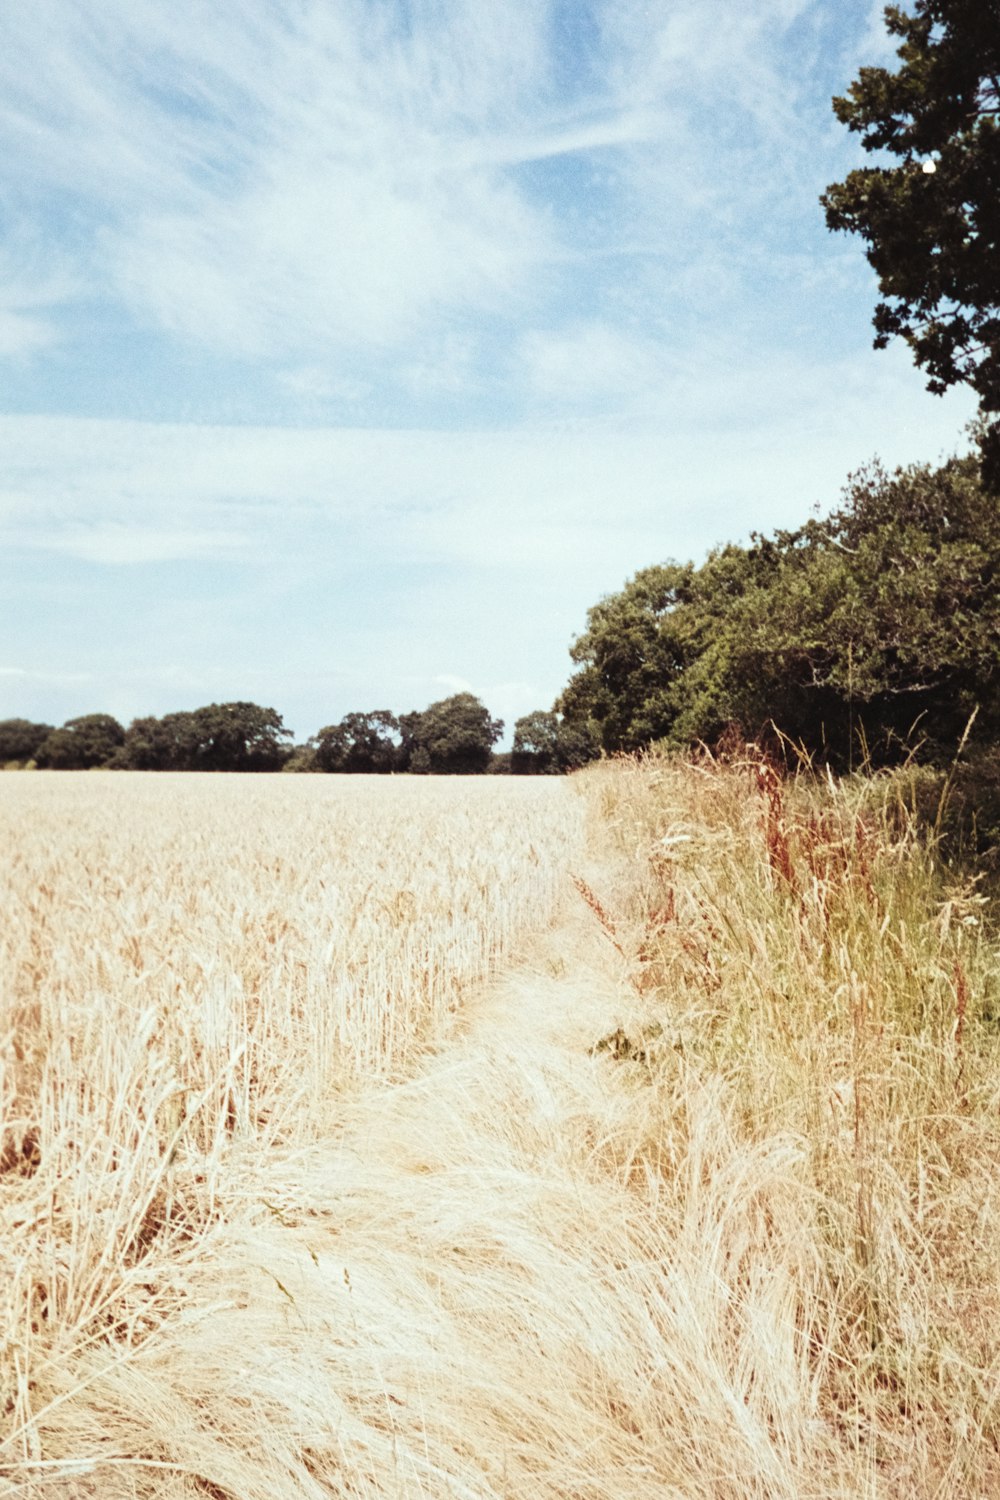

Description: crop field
[3,759,1000,1499]
[0,773,583,1495]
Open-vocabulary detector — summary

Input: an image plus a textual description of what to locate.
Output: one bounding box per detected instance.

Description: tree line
[557,442,1000,769]
[7,440,997,777]
[7,440,996,779]
[0,694,595,776]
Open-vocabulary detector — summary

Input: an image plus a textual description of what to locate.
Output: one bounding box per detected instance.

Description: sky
[0,0,979,745]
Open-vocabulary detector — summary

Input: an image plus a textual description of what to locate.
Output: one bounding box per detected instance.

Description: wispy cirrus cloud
[0,1,570,360]
[0,0,861,376]
[0,237,78,359]
[518,322,671,411]
[0,351,977,574]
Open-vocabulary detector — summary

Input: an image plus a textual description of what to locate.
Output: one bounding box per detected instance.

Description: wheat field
[0,772,583,1495]
[3,760,1000,1498]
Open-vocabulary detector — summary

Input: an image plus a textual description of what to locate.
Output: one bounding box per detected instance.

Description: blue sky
[0,0,978,744]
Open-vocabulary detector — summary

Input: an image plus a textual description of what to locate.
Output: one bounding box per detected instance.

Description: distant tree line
[10,446,997,780]
[0,693,596,775]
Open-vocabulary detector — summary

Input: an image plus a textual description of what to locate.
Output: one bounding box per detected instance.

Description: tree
[821,1,1000,485]
[0,718,53,764]
[116,703,291,770]
[511,710,598,773]
[401,693,503,774]
[35,714,125,769]
[185,702,291,771]
[559,446,1000,766]
[756,448,1000,758]
[512,711,560,773]
[559,549,767,753]
[281,742,320,773]
[314,711,402,773]
[116,711,202,770]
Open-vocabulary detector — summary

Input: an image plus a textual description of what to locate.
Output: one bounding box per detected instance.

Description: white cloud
[464,108,665,170]
[0,0,897,394]
[0,238,78,359]
[586,0,849,264]
[275,366,373,405]
[0,309,56,359]
[0,1,568,359]
[111,151,549,354]
[0,353,977,580]
[396,334,481,400]
[600,0,814,123]
[48,525,253,567]
[0,667,94,684]
[853,0,901,67]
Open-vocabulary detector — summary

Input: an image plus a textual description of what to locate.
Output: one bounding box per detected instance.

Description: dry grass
[2,759,999,1497]
[585,748,1000,1495]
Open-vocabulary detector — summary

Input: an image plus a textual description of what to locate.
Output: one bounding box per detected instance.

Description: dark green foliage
[314,711,402,773]
[27,697,516,775]
[511,710,598,774]
[282,743,320,773]
[561,448,1000,767]
[512,711,560,774]
[35,714,126,769]
[890,750,1000,873]
[190,702,291,771]
[822,0,1000,484]
[116,703,291,771]
[559,551,770,754]
[400,693,503,775]
[115,712,202,770]
[761,451,1000,758]
[0,719,54,764]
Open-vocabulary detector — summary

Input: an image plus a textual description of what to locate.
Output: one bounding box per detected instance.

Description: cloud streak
[0,0,867,373]
[0,348,977,572]
[0,1,569,358]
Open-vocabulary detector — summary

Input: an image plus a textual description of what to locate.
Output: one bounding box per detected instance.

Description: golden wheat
[0,770,582,1493]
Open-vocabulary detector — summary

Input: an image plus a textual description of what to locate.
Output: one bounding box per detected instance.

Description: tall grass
[585,748,1000,1493]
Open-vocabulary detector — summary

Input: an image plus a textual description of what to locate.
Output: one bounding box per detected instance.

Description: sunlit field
[3,761,1000,1498]
[2,770,580,1110]
[0,773,582,1494]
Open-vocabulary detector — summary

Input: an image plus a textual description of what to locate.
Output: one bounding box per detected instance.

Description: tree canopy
[314,711,402,774]
[510,710,596,774]
[35,714,126,770]
[560,446,1000,766]
[115,703,291,771]
[821,0,1000,484]
[400,693,503,775]
[4,696,522,774]
[0,718,54,765]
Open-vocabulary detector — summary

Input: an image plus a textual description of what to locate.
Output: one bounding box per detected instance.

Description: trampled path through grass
[19,836,698,1499]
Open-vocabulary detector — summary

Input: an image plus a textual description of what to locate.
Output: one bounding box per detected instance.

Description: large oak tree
[822,1,1000,484]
